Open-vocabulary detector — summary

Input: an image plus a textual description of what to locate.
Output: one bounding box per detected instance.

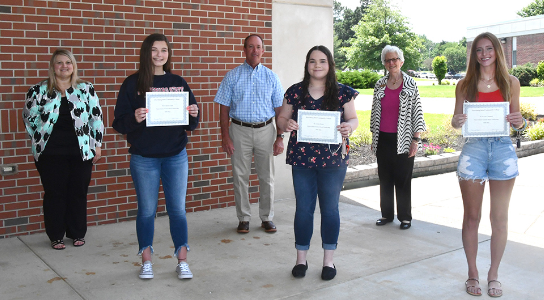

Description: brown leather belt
[231,118,273,128]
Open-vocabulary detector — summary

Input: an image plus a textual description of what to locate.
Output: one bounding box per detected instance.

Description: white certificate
[146,92,189,127]
[297,110,342,144]
[462,102,510,137]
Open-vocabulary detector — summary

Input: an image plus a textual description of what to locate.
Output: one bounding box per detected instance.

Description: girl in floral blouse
[277,45,359,281]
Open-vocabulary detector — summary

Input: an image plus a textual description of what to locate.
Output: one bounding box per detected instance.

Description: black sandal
[51,240,66,250]
[73,238,85,247]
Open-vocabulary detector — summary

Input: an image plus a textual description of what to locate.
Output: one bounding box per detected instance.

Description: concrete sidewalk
[1,153,543,299]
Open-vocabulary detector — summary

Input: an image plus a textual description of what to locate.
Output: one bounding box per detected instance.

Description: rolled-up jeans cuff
[323,243,337,250]
[295,243,310,251]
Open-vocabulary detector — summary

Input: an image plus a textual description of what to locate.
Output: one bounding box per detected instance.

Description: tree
[443,45,467,73]
[343,0,423,72]
[517,0,544,17]
[418,34,435,59]
[432,56,448,84]
[537,60,544,80]
[423,58,433,71]
[333,0,372,69]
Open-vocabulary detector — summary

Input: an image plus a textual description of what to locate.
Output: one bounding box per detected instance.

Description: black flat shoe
[292,262,308,278]
[321,265,336,280]
[400,221,411,230]
[376,218,392,226]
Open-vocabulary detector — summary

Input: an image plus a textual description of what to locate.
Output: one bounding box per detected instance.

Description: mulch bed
[348,136,529,166]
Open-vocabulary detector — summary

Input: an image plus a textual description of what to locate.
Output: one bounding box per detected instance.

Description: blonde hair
[46,49,86,94]
[461,32,511,102]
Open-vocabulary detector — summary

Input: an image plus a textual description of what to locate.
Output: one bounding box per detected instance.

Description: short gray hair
[381,45,404,65]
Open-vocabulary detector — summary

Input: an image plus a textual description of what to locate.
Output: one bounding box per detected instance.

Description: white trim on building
[466,14,544,42]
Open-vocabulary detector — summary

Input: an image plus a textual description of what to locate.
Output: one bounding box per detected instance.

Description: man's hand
[273,137,284,156]
[222,136,235,156]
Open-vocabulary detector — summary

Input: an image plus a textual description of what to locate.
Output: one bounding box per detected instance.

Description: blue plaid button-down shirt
[214,62,284,123]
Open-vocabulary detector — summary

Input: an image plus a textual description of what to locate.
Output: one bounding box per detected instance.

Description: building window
[512,37,517,67]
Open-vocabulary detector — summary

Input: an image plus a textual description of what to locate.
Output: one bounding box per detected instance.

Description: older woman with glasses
[370,45,426,230]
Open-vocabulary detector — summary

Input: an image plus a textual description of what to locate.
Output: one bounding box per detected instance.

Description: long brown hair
[136,33,173,97]
[461,32,511,102]
[301,45,339,111]
[46,49,86,94]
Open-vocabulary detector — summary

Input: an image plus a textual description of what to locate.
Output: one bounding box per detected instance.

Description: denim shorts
[457,137,519,182]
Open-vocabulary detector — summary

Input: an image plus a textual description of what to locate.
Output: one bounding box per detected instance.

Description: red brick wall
[517,33,544,67]
[0,0,273,238]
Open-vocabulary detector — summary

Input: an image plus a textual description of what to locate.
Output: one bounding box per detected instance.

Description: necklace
[481,76,494,89]
[391,75,402,86]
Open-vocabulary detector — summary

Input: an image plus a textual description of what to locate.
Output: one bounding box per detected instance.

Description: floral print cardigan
[22,81,104,161]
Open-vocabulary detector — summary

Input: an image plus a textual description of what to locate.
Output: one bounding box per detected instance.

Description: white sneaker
[176,262,193,279]
[139,261,154,279]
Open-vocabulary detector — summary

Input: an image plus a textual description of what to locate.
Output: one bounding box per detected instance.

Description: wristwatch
[412,136,421,142]
[277,133,284,139]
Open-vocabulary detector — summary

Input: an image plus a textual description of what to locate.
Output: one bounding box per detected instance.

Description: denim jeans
[292,165,347,251]
[131,149,189,257]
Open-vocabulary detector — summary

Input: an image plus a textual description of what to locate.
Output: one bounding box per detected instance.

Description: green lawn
[521,86,544,97]
[353,110,453,145]
[356,111,450,131]
[356,86,544,98]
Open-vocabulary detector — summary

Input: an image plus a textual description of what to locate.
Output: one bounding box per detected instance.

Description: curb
[344,139,544,189]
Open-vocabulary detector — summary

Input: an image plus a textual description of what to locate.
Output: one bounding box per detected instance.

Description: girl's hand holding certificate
[337,122,353,138]
[506,111,523,129]
[187,104,199,118]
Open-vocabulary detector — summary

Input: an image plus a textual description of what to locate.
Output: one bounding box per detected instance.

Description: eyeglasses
[385,57,400,64]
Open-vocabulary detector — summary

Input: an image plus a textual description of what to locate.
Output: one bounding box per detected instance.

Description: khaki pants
[229,122,275,222]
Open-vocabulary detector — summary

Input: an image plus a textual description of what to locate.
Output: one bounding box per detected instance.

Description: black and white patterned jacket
[370,71,426,155]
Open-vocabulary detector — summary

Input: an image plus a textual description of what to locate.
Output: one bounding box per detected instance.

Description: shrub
[336,70,381,89]
[510,63,537,86]
[443,147,456,153]
[530,78,543,87]
[537,60,544,81]
[525,121,544,141]
[520,102,537,121]
[420,116,459,147]
[432,56,448,84]
[349,128,372,146]
[441,80,450,85]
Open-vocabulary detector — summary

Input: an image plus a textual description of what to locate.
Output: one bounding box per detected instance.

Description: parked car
[451,73,465,80]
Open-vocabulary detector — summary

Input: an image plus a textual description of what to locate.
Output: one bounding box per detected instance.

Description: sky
[338,0,536,42]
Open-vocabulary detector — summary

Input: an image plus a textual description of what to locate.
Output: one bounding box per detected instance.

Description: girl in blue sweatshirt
[112,33,199,280]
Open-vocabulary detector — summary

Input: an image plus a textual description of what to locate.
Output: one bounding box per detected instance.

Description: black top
[112,72,200,158]
[41,96,81,156]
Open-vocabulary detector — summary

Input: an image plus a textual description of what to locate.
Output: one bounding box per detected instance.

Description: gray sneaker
[176,262,193,279]
[139,261,154,279]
